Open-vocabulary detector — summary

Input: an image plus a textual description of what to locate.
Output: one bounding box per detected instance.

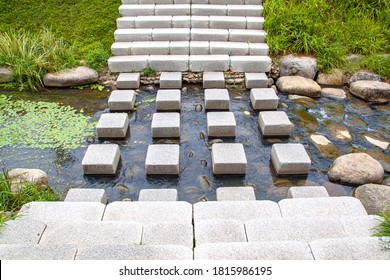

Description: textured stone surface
[0,68,13,83]
[350,81,390,103]
[321,88,347,100]
[116,73,140,89]
[151,113,180,138]
[152,28,190,41]
[169,41,190,55]
[172,15,191,28]
[248,43,269,55]
[279,55,317,79]
[316,69,344,85]
[0,220,46,244]
[114,29,153,41]
[230,56,271,72]
[276,76,321,98]
[195,219,247,245]
[117,17,136,29]
[246,16,264,29]
[207,112,236,137]
[190,41,210,55]
[350,71,382,83]
[135,15,172,28]
[216,186,256,201]
[8,168,48,193]
[82,144,121,175]
[204,88,230,110]
[0,244,77,260]
[108,90,136,111]
[191,28,229,41]
[155,4,190,16]
[191,16,211,28]
[96,113,129,138]
[271,143,311,175]
[212,143,247,174]
[259,111,292,137]
[156,89,181,111]
[111,42,132,55]
[108,56,149,72]
[191,4,227,16]
[43,66,98,87]
[145,144,180,175]
[189,55,230,71]
[142,223,193,247]
[355,184,390,214]
[245,73,268,88]
[139,189,178,201]
[209,16,246,29]
[64,188,108,204]
[203,72,225,88]
[250,88,279,110]
[131,41,170,55]
[227,5,263,17]
[119,5,156,17]
[210,41,248,55]
[149,55,189,71]
[341,215,383,237]
[287,186,329,198]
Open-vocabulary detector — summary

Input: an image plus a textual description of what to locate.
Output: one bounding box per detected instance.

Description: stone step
[0,220,47,245]
[216,186,256,201]
[82,144,121,175]
[0,244,77,260]
[145,144,180,174]
[160,72,182,88]
[287,186,330,198]
[271,143,311,175]
[250,88,279,110]
[212,143,247,174]
[138,189,178,201]
[203,72,225,88]
[245,72,268,88]
[340,215,383,237]
[96,113,129,139]
[258,111,292,137]
[122,0,263,4]
[117,16,264,29]
[207,111,236,137]
[108,90,137,111]
[116,72,141,88]
[195,219,247,245]
[142,222,193,247]
[151,112,181,138]
[64,188,108,204]
[204,88,230,110]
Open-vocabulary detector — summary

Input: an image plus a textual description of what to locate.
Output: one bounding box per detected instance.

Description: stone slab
[227,5,263,17]
[119,5,156,17]
[189,55,230,72]
[246,16,265,29]
[114,29,153,41]
[203,72,225,89]
[191,4,227,16]
[250,88,279,110]
[271,143,311,175]
[117,17,136,29]
[169,41,190,55]
[216,186,256,201]
[195,241,314,260]
[191,16,210,28]
[259,111,292,137]
[156,89,181,111]
[230,56,271,72]
[131,41,170,55]
[209,16,246,29]
[139,189,178,201]
[0,220,46,244]
[207,112,236,137]
[310,237,390,260]
[154,4,190,16]
[135,16,172,28]
[152,28,190,41]
[82,144,121,175]
[191,28,229,41]
[229,29,266,43]
[210,41,249,55]
[160,72,182,89]
[248,43,269,55]
[212,143,247,174]
[96,113,129,139]
[151,113,180,138]
[245,73,268,88]
[204,88,230,110]
[340,215,383,237]
[64,188,108,204]
[148,55,189,71]
[287,186,329,198]
[195,219,247,245]
[194,201,281,223]
[278,197,368,218]
[108,90,136,111]
[172,16,191,28]
[145,144,180,175]
[108,56,149,72]
[111,42,132,56]
[0,244,77,260]
[142,222,193,248]
[190,41,210,55]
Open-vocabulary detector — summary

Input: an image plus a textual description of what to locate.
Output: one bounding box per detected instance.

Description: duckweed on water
[0,95,94,149]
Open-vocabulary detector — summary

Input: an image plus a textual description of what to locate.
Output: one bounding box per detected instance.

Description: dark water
[1,86,389,203]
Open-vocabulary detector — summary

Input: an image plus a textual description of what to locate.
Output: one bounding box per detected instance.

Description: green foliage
[375,207,390,237]
[81,42,111,72]
[0,95,95,149]
[141,67,157,77]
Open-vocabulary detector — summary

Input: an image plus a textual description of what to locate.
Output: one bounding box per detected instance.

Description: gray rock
[0,68,13,83]
[316,69,344,85]
[43,66,98,87]
[279,55,317,79]
[350,71,381,83]
[350,81,390,103]
[321,88,347,100]
[355,184,390,214]
[0,220,47,244]
[0,244,77,260]
[7,168,48,193]
[328,153,384,185]
[276,76,321,98]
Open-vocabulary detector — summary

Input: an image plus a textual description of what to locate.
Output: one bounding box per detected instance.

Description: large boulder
[349,81,390,103]
[0,68,13,83]
[316,69,344,85]
[276,76,321,98]
[7,168,49,193]
[328,153,384,186]
[355,184,390,214]
[43,66,98,87]
[349,71,381,83]
[279,55,317,79]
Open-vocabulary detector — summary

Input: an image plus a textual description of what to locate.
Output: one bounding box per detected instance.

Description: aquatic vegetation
[0,95,95,149]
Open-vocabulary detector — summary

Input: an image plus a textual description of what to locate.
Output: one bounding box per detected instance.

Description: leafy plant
[141,67,157,77]
[374,206,390,248]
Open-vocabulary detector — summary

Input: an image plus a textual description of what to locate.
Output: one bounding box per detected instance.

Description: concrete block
[189,55,230,71]
[195,241,314,260]
[190,0,208,3]
[64,188,108,204]
[212,143,247,174]
[76,244,193,260]
[229,29,266,43]
[19,202,106,223]
[119,5,155,17]
[190,41,210,55]
[108,56,149,72]
[259,111,292,137]
[0,220,46,244]
[131,41,170,55]
[245,0,263,4]
[248,43,269,55]
[271,143,311,175]
[245,72,268,88]
[246,16,265,29]
[191,28,229,41]
[148,55,189,71]
[160,72,182,88]
[250,88,279,110]
[287,186,329,198]
[230,56,271,72]
[145,144,180,175]
[142,223,193,247]
[209,16,246,29]
[111,42,132,56]
[155,4,190,15]
[96,113,129,139]
[191,16,210,28]
[156,89,181,110]
[207,112,236,137]
[135,16,172,28]
[245,218,347,243]
[203,72,225,88]
[152,28,190,41]
[139,189,178,201]
[151,112,180,138]
[278,197,368,218]
[122,0,139,5]
[216,186,256,201]
[103,201,192,224]
[191,4,227,16]
[210,0,245,4]
[341,215,383,237]
[194,201,281,222]
[195,219,247,245]
[227,5,263,17]
[82,144,121,175]
[0,244,77,260]
[116,72,141,89]
[139,0,173,3]
[114,29,153,41]
[310,237,390,260]
[210,41,249,55]
[108,90,136,111]
[169,41,190,55]
[172,16,191,28]
[117,17,136,29]
[204,88,230,110]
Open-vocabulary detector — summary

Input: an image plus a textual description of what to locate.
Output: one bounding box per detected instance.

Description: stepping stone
[159,72,182,89]
[195,219,247,245]
[145,144,180,175]
[245,73,268,88]
[204,88,230,110]
[82,144,121,175]
[64,188,108,204]
[271,143,311,175]
[151,112,180,138]
[116,73,140,89]
[258,111,292,137]
[156,89,181,111]
[211,143,247,174]
[340,215,383,237]
[142,222,193,248]
[287,186,329,198]
[0,220,46,244]
[216,186,256,201]
[96,113,129,139]
[108,90,136,111]
[250,88,279,110]
[203,72,225,88]
[207,111,236,137]
[139,189,178,201]
[0,244,77,260]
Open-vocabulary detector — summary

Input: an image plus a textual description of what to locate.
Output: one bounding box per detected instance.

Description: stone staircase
[0,187,388,260]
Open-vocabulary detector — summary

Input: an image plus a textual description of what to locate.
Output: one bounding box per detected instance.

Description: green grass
[375,207,390,237]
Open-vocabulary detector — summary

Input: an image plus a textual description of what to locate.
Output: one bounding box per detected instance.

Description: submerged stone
[344,114,368,129]
[347,99,373,115]
[309,134,341,159]
[292,109,319,134]
[288,95,317,108]
[362,132,390,150]
[325,121,353,142]
[322,103,345,122]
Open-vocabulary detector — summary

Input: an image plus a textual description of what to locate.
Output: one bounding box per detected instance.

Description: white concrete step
[0,244,77,260]
[0,220,47,245]
[122,0,263,4]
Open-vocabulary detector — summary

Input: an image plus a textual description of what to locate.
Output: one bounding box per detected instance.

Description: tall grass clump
[374,206,390,248]
[0,28,79,91]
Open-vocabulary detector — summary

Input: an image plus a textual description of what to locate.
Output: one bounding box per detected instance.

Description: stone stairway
[0,187,388,260]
